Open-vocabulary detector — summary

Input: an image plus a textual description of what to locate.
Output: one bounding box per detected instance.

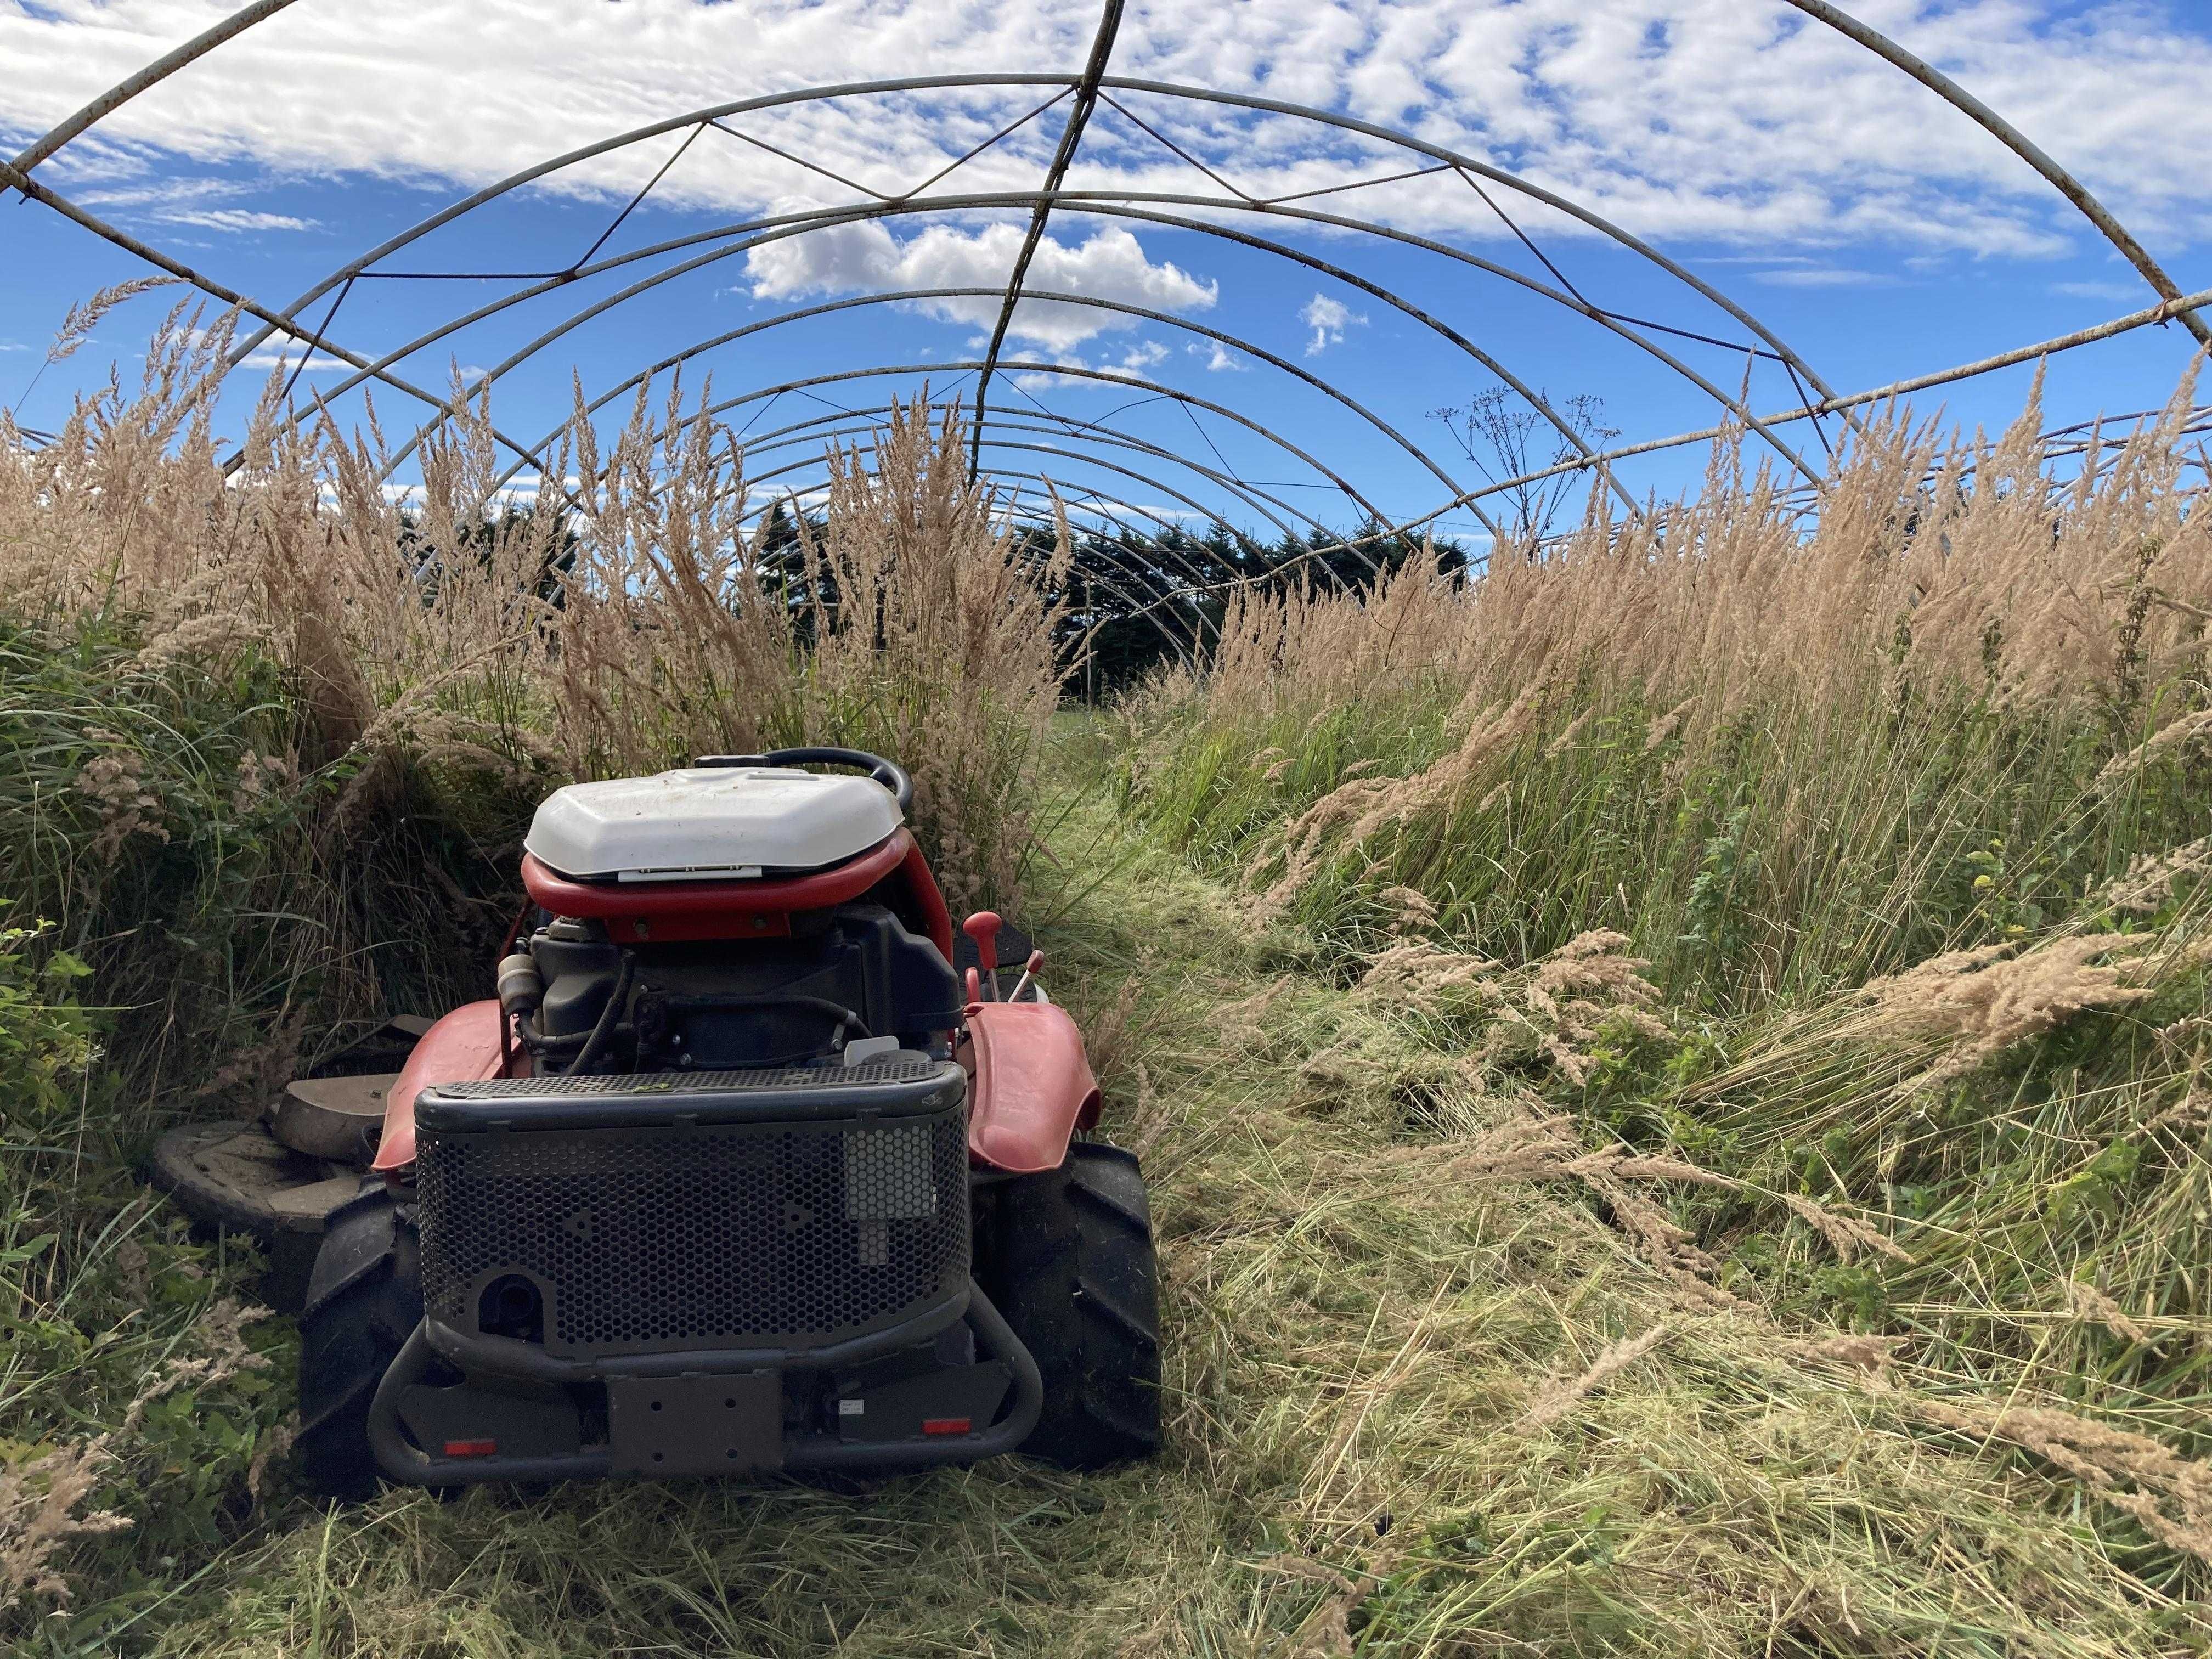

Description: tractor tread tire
[296,1184,422,1502]
[980,1142,1162,1469]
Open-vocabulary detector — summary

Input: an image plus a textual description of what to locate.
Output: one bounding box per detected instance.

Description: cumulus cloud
[744,222,1216,349]
[1008,335,1176,390]
[1301,293,1366,354]
[2,1,2209,258]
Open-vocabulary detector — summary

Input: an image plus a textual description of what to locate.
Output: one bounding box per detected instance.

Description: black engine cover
[533,902,961,1072]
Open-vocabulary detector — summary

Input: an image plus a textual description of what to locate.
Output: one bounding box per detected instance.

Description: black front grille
[439,1059,943,1096]
[415,1094,968,1357]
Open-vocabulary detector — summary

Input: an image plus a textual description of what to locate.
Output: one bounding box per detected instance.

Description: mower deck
[145,1018,430,1309]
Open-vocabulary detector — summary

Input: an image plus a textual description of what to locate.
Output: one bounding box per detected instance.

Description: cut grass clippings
[14,785,2188,1656]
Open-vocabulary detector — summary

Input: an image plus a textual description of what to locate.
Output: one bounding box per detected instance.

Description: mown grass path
[113,771,2203,1657]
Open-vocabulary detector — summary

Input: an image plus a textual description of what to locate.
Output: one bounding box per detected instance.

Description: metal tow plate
[607,1373,783,1476]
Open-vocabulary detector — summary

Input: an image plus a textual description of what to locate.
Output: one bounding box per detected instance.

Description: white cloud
[1301,292,1366,354]
[76,177,236,210]
[2053,279,2153,303]
[2,1,2209,259]
[70,177,315,232]
[0,341,28,352]
[156,207,316,233]
[1748,267,1893,289]
[243,346,350,372]
[1203,342,1246,372]
[1007,340,1169,389]
[744,222,1216,349]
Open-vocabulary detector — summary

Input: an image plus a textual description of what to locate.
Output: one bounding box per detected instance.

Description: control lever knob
[961,911,1003,971]
[962,912,1004,1000]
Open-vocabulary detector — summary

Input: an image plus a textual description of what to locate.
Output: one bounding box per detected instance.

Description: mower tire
[979,1142,1162,1468]
[296,1182,422,1500]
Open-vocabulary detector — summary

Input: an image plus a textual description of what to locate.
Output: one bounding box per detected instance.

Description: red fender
[963,1001,1102,1173]
[373,977,1087,1176]
[371,1000,524,1173]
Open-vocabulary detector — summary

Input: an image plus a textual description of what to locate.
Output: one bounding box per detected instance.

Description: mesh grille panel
[416,1107,968,1356]
[438,1060,940,1097]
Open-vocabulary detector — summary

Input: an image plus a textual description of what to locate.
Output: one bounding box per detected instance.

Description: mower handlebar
[695,746,914,815]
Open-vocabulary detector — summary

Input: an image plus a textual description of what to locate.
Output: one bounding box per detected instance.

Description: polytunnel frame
[706,391,1343,642]
[187,67,1846,471]
[4,0,2209,591]
[724,396,1330,544]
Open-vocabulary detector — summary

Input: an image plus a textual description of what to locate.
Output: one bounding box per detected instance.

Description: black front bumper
[371,1060,1039,1486]
[366,1286,1043,1486]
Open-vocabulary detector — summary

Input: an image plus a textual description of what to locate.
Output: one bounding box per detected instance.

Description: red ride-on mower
[170,749,1161,1498]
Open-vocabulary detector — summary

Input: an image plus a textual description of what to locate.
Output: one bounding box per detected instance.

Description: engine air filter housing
[525,767,902,883]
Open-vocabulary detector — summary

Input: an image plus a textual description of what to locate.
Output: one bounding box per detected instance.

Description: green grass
[7,681,2212,1652]
[1122,667,2203,1013]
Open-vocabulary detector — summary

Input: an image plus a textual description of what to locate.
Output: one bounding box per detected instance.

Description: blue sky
[4,0,2209,548]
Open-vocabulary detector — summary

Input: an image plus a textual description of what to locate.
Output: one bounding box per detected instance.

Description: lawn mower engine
[292,748,1160,1498]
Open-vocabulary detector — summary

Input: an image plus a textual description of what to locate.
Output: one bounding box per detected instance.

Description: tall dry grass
[0,299,1080,1638]
[1126,369,2212,1005]
[1158,374,2210,729]
[1,300,1074,923]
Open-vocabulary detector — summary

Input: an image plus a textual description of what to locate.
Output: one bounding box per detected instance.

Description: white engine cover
[524,766,902,883]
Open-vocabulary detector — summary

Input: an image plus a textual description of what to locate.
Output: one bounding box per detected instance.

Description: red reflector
[921,1417,972,1436]
[443,1438,498,1458]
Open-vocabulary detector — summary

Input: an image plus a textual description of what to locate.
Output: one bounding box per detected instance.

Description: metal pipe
[1781,0,2211,349]
[1348,284,2212,543]
[371,254,1480,518]
[368,1323,613,1487]
[0,159,564,482]
[725,403,1325,541]
[5,0,304,181]
[782,1284,1045,1470]
[217,72,1838,428]
[449,283,1474,510]
[732,397,1314,538]
[568,357,1396,548]
[342,178,1805,494]
[970,0,1127,472]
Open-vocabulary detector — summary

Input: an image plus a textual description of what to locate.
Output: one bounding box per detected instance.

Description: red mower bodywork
[963,1000,1102,1173]
[280,748,1159,1497]
[369,833,1095,1177]
[370,991,1101,1178]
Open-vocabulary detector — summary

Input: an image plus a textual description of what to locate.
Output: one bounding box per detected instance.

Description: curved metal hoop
[726,399,1331,546]
[5,1,2205,602]
[1780,0,2210,348]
